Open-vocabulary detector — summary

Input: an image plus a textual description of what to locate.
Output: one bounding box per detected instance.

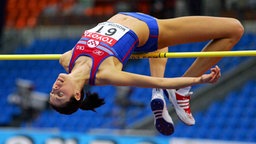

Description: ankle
[152,88,163,95]
[176,86,191,96]
[152,88,164,99]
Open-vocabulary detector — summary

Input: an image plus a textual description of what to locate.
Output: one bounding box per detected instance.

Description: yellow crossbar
[0,51,255,60]
[130,50,256,59]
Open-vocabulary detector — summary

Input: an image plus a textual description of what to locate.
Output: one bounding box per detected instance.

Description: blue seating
[174,79,256,142]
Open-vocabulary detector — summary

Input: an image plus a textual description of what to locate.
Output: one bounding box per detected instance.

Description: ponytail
[50,89,105,115]
[79,91,105,112]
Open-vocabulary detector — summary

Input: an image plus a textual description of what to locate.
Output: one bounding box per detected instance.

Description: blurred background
[0,0,256,144]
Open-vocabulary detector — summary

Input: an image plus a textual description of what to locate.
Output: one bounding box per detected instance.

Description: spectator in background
[113,86,145,128]
[8,79,49,126]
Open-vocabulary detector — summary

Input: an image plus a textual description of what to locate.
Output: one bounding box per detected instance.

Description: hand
[199,65,221,83]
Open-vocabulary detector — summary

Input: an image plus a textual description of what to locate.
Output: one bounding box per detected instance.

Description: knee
[229,18,244,41]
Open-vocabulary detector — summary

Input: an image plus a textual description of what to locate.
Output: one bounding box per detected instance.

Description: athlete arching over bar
[49,12,243,135]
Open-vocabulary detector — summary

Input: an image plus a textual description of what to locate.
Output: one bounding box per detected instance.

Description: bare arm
[101,66,220,89]
[59,50,73,72]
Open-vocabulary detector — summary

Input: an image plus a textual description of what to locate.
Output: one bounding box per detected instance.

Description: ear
[74,90,81,101]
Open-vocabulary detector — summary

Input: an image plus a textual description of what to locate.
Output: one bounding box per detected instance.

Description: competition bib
[83,22,130,46]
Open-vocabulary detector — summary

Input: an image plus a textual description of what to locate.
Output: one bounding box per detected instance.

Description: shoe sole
[151,98,174,135]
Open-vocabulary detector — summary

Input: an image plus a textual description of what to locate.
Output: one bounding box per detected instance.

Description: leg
[157,16,244,76]
[157,16,244,125]
[149,47,174,135]
[149,48,168,78]
[149,47,196,126]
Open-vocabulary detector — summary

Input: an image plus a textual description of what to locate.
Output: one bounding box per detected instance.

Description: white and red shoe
[151,89,174,135]
[164,89,195,125]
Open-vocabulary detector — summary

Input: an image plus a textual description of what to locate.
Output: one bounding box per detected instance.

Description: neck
[69,61,90,90]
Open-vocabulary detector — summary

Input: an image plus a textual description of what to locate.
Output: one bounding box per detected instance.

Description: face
[50,73,76,107]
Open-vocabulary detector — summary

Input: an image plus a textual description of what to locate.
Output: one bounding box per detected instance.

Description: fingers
[209,65,221,83]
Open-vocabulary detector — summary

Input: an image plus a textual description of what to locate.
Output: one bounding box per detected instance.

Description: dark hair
[50,90,105,115]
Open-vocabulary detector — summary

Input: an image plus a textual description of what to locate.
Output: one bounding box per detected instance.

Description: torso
[61,14,152,85]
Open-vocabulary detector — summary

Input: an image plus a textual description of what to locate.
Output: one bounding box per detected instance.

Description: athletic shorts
[119,12,159,53]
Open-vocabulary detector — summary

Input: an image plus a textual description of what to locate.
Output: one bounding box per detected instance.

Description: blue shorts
[119,12,159,53]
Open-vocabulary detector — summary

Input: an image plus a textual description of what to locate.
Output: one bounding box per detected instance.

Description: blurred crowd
[0,0,254,52]
[0,0,254,48]
[1,0,256,29]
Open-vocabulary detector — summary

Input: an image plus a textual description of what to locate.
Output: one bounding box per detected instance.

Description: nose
[53,85,59,89]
